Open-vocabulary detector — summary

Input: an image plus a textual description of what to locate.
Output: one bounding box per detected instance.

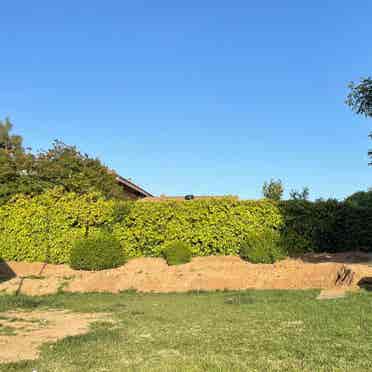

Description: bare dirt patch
[0,310,109,363]
[1,252,372,295]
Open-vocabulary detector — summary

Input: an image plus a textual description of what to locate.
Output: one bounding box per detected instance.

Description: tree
[34,141,125,199]
[345,190,372,208]
[262,179,283,201]
[0,119,128,203]
[347,77,372,117]
[0,119,41,204]
[346,77,372,164]
[0,117,24,153]
[289,187,310,201]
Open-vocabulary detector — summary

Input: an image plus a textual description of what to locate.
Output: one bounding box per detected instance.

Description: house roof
[116,176,153,198]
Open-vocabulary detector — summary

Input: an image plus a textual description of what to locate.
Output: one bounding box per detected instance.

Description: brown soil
[1,252,372,295]
[0,310,109,363]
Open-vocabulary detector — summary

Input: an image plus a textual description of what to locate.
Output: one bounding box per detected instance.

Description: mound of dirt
[1,252,371,295]
[0,310,109,363]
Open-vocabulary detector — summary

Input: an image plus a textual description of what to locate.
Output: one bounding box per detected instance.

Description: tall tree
[262,179,284,201]
[346,77,372,164]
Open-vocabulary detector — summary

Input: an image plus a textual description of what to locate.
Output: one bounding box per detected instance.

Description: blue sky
[1,1,371,200]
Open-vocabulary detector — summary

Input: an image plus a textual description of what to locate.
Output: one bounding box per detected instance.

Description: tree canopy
[262,179,283,201]
[347,77,372,118]
[347,77,372,165]
[0,119,126,204]
[289,187,310,201]
[345,190,372,208]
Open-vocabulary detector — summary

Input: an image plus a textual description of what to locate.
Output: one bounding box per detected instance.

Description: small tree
[289,187,310,201]
[262,179,284,201]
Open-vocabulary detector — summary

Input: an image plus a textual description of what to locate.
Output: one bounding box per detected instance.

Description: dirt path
[1,252,371,295]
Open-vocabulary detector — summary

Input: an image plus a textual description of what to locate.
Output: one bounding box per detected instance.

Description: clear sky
[1,1,371,200]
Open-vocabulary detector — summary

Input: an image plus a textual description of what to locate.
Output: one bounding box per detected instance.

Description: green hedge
[279,199,372,254]
[0,188,117,263]
[1,188,372,264]
[113,198,283,257]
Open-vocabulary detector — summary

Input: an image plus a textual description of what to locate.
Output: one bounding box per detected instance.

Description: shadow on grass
[357,277,372,291]
[0,259,16,284]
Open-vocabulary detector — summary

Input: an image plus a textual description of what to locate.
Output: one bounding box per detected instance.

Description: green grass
[1,290,372,371]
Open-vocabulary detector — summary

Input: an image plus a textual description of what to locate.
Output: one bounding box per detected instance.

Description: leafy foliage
[0,120,130,204]
[346,77,372,165]
[162,241,192,265]
[345,190,372,208]
[0,188,118,263]
[279,199,372,254]
[0,118,44,204]
[239,230,285,263]
[1,189,372,265]
[289,187,310,201]
[33,141,126,199]
[347,77,372,118]
[70,231,125,270]
[114,198,283,257]
[262,179,284,201]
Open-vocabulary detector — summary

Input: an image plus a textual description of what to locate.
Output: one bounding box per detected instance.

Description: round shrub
[70,231,126,271]
[162,241,192,266]
[239,230,285,264]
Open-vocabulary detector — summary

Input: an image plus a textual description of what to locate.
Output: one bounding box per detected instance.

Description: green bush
[70,231,125,271]
[162,241,192,265]
[239,231,285,264]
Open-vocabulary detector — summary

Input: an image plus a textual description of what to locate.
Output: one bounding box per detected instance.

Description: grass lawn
[1,289,372,371]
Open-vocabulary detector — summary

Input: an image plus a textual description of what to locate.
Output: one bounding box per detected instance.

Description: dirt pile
[1,252,371,295]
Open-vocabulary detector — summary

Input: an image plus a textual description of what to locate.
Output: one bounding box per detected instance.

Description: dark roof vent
[185,194,194,201]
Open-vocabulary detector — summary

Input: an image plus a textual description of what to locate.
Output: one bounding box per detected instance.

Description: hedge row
[0,188,371,264]
[0,188,116,263]
[279,200,372,254]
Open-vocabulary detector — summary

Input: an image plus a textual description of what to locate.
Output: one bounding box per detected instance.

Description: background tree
[346,77,372,164]
[34,141,125,199]
[289,187,310,201]
[345,190,372,208]
[0,119,128,203]
[262,179,284,201]
[347,77,372,117]
[0,118,43,204]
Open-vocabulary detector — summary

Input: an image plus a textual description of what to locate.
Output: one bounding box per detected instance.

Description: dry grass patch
[0,310,110,363]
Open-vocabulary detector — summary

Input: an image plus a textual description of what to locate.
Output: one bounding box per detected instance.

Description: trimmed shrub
[162,241,192,265]
[239,231,285,264]
[70,231,125,271]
